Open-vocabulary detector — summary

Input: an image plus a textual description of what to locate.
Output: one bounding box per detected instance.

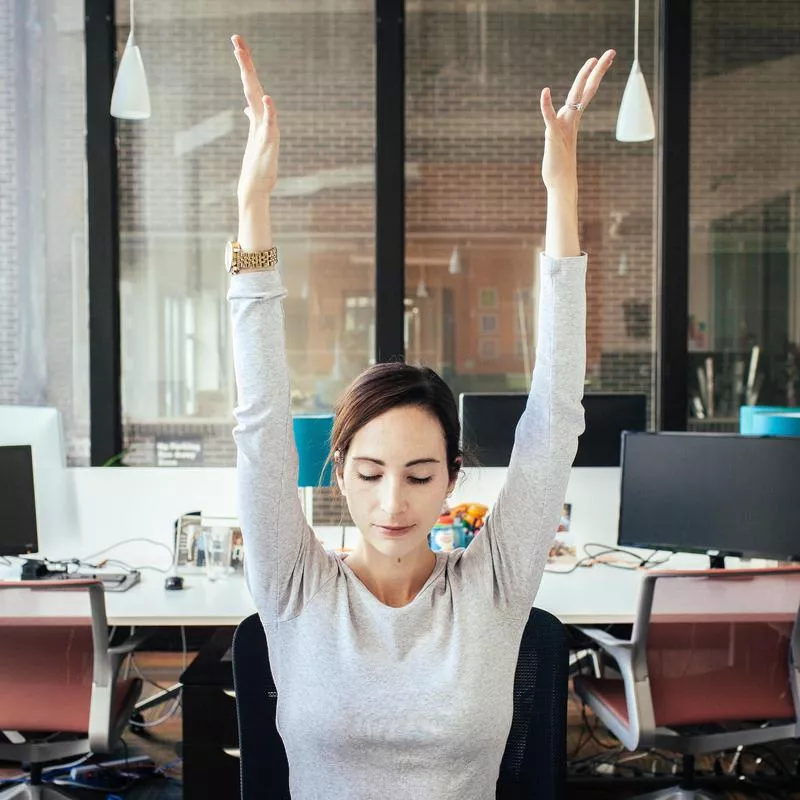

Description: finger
[540,87,558,128]
[565,56,598,106]
[262,95,278,125]
[579,49,616,106]
[231,35,266,118]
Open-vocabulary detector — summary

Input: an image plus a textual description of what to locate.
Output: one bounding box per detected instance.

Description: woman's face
[337,405,456,559]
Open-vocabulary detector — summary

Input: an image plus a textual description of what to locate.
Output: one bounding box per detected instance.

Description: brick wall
[2,1,799,492]
[0,0,18,404]
[115,3,660,483]
[0,0,90,463]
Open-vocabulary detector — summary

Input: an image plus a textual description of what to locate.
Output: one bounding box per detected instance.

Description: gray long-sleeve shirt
[228,252,587,800]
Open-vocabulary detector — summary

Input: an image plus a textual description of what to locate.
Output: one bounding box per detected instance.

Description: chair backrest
[232,614,290,800]
[232,607,568,800]
[635,567,800,728]
[496,608,568,799]
[0,580,110,734]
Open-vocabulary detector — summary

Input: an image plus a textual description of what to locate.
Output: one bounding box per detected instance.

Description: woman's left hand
[540,50,615,195]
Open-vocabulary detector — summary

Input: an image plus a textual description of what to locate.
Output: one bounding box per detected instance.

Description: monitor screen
[459,392,647,467]
[0,405,77,550]
[618,432,800,561]
[0,445,39,556]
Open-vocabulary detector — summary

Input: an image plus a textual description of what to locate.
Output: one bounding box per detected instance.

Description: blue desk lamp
[751,411,800,437]
[740,405,798,435]
[293,414,334,527]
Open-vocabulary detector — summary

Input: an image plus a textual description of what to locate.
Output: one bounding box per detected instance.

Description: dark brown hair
[329,362,463,482]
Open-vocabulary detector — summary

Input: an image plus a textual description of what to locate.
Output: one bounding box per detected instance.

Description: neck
[344,541,436,608]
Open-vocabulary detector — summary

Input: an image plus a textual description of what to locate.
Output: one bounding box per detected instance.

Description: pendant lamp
[110,0,151,120]
[616,0,655,142]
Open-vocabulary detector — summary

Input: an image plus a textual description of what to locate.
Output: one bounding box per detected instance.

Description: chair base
[628,787,721,800]
[0,784,77,799]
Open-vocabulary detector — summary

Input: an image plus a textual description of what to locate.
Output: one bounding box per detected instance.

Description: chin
[370,531,428,555]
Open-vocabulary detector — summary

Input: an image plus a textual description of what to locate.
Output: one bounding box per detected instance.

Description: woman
[228,34,614,800]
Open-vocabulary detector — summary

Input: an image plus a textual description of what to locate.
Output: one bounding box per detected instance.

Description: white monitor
[0,405,79,556]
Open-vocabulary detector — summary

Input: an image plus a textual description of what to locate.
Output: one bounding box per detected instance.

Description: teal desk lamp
[751,411,800,437]
[740,405,798,435]
[293,414,334,527]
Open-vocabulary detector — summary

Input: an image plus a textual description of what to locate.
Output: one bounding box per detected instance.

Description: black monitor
[0,445,39,556]
[459,392,647,467]
[618,432,800,566]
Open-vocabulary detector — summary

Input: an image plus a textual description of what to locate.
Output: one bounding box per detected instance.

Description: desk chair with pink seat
[0,580,143,799]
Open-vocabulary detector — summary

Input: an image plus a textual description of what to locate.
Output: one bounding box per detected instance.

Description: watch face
[225,241,234,272]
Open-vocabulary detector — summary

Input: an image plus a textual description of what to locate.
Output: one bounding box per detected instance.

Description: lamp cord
[130,0,135,36]
[633,0,640,63]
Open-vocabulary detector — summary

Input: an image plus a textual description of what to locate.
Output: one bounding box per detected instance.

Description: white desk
[103,563,649,628]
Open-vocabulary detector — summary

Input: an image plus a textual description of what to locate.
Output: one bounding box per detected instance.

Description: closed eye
[356,474,433,485]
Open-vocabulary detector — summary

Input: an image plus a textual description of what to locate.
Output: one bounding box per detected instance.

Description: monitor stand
[708,554,726,569]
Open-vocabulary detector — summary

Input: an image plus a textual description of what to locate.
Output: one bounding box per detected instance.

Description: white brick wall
[0,0,19,404]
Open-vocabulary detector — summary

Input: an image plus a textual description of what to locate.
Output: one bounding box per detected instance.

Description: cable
[0,752,94,788]
[129,626,187,730]
[579,700,618,751]
[547,544,673,574]
[79,538,174,572]
[583,543,673,570]
[92,557,169,575]
[128,653,174,693]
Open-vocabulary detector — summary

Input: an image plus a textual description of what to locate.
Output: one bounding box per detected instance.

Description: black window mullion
[374,0,405,363]
[85,0,122,464]
[656,0,692,430]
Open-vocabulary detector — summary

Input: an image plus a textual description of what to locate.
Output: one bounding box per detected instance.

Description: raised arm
[229,36,335,625]
[460,51,615,616]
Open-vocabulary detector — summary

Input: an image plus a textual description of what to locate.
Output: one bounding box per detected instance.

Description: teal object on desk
[293,414,334,487]
[739,405,794,435]
[751,411,800,437]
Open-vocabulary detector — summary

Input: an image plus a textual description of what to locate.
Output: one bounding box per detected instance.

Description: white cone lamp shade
[110,31,151,120]
[616,0,655,143]
[616,60,655,142]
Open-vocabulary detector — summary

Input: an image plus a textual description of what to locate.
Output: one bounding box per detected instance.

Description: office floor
[2,650,799,799]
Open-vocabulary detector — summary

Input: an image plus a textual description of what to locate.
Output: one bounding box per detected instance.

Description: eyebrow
[352,457,440,468]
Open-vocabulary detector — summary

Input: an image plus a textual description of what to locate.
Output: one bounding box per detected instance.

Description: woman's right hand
[232,35,280,211]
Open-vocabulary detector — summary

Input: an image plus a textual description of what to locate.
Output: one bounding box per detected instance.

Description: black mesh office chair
[232,607,569,800]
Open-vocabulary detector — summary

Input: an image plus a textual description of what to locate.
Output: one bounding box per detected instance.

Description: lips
[376,524,415,537]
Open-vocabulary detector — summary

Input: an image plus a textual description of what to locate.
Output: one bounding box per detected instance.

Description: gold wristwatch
[225,241,279,275]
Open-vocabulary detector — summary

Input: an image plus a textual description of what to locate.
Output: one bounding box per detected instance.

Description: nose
[379,476,408,517]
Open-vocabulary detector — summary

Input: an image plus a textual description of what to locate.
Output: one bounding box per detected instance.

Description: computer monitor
[0,405,77,553]
[0,445,39,556]
[617,432,800,565]
[458,392,647,467]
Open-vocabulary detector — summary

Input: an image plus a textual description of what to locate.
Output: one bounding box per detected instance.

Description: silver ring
[565,100,585,112]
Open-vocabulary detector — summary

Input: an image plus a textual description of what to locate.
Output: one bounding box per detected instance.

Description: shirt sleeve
[228,269,337,628]
[457,252,587,618]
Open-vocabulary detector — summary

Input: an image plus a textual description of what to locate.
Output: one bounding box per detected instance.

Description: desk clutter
[429,502,488,551]
[18,558,141,592]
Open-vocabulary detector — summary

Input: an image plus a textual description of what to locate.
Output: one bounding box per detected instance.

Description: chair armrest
[108,629,150,678]
[575,627,634,666]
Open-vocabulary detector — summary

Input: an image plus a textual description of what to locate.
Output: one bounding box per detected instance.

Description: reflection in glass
[688,0,800,429]
[405,3,659,414]
[115,2,376,465]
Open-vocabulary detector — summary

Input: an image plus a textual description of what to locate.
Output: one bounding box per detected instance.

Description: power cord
[80,538,175,574]
[546,543,673,573]
[128,626,187,730]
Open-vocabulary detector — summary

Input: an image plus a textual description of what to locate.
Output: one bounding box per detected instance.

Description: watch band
[238,246,278,272]
[227,241,279,275]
